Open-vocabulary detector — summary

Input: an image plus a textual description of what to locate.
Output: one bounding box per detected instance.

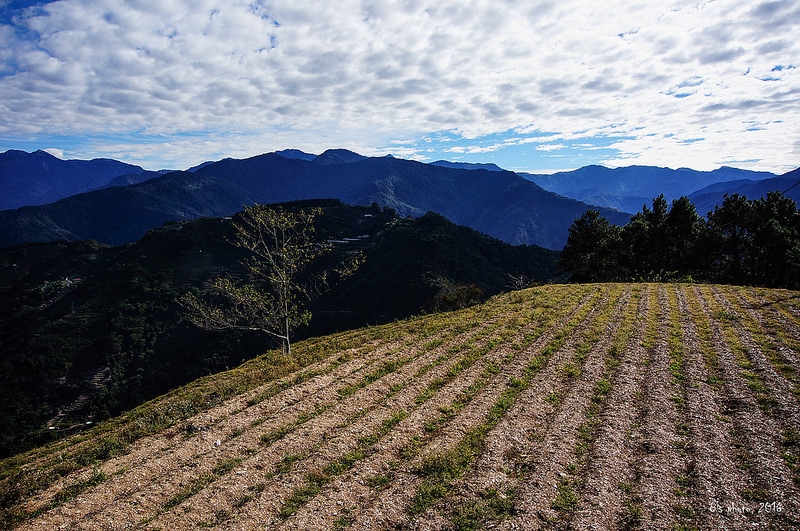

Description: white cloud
[0,0,798,172]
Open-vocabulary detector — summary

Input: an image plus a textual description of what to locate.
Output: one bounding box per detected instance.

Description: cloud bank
[0,0,798,172]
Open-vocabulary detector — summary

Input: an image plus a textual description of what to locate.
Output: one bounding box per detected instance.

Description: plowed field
[3,283,800,530]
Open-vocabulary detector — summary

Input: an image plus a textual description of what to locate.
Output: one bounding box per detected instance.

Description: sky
[0,0,798,174]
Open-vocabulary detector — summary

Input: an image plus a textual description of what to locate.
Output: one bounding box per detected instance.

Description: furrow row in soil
[332,282,620,528]
[305,284,614,530]
[679,285,765,530]
[711,286,800,422]
[121,286,596,529]
[485,284,633,530]
[18,302,509,530]
[565,284,649,531]
[726,287,800,404]
[223,285,607,530]
[150,299,533,530]
[615,285,682,530]
[692,285,800,528]
[740,288,800,344]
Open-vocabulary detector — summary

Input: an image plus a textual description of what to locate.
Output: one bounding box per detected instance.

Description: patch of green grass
[51,466,107,505]
[365,473,393,491]
[276,454,302,474]
[741,488,771,503]
[280,476,325,519]
[674,502,696,518]
[400,436,423,460]
[715,308,740,322]
[260,423,293,446]
[545,390,561,405]
[594,378,612,400]
[561,362,581,378]
[232,493,253,508]
[333,514,354,529]
[617,502,643,531]
[450,488,516,531]
[551,478,578,513]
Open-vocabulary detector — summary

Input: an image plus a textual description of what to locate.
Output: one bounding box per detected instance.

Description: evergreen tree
[664,196,703,277]
[706,194,754,285]
[558,210,621,282]
[751,191,800,287]
[564,191,800,289]
[620,195,670,279]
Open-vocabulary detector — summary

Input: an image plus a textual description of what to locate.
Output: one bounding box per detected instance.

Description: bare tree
[505,272,532,291]
[178,204,360,355]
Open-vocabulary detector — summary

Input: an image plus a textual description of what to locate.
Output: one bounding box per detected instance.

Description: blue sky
[1,0,798,173]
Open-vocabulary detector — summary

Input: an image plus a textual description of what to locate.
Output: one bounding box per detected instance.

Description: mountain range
[520,164,787,214]
[1,148,798,250]
[0,149,628,250]
[0,149,155,210]
[687,168,800,216]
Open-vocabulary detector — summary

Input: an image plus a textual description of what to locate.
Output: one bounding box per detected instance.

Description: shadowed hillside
[0,200,558,459]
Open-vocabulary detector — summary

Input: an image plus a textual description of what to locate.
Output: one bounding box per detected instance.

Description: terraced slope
[3,283,800,530]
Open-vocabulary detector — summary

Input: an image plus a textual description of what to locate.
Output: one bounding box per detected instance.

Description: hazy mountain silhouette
[688,167,800,216]
[0,149,147,209]
[521,165,779,214]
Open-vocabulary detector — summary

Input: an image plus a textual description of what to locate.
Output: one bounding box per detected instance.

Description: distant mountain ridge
[0,149,629,250]
[688,167,800,215]
[0,149,150,210]
[521,164,781,213]
[430,160,504,172]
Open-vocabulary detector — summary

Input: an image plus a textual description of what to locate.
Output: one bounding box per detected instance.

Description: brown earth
[4,283,800,530]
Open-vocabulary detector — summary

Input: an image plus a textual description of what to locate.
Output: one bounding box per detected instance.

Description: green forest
[559,191,800,288]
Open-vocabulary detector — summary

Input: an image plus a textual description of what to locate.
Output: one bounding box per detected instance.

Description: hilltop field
[2,283,799,530]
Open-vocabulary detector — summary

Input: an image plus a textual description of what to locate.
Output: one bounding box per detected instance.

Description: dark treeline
[559,191,800,289]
